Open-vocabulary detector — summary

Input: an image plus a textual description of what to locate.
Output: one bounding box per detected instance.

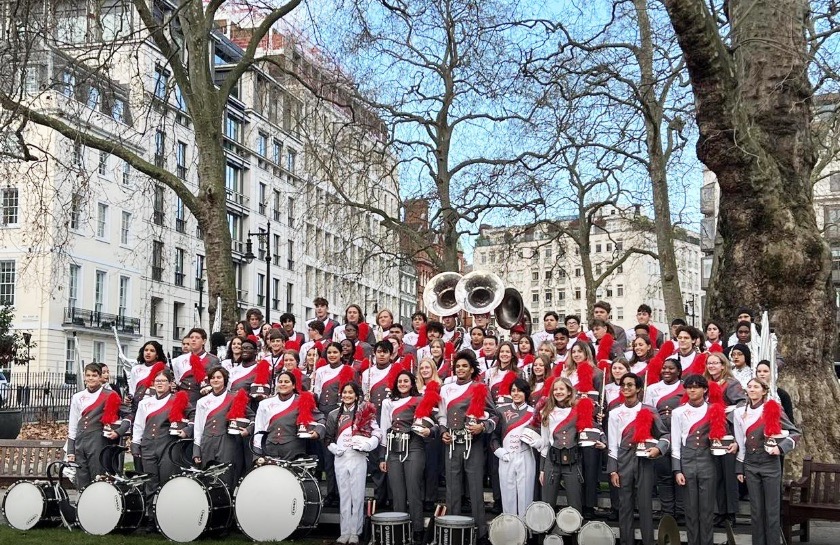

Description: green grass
[0,526,332,545]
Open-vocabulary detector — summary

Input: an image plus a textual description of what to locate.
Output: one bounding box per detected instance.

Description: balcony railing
[63,307,141,335]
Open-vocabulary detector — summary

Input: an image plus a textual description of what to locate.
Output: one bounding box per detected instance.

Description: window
[154,130,165,167]
[831,172,840,192]
[173,302,183,340]
[61,70,75,98]
[195,255,205,290]
[545,291,552,303]
[545,270,552,280]
[93,341,105,364]
[154,64,168,100]
[575,268,581,277]
[118,276,129,316]
[257,273,265,306]
[574,288,581,300]
[112,98,125,123]
[65,338,76,376]
[56,4,87,44]
[174,84,186,111]
[827,207,840,238]
[287,239,294,269]
[272,278,280,310]
[273,140,281,163]
[122,161,130,185]
[287,198,295,227]
[120,211,130,244]
[532,271,539,281]
[606,242,612,252]
[1,188,18,225]
[68,264,80,309]
[617,264,623,274]
[545,248,552,258]
[153,186,164,225]
[175,197,185,233]
[174,247,185,286]
[558,290,565,301]
[258,183,266,215]
[227,213,242,246]
[595,243,602,253]
[616,241,623,251]
[97,151,107,175]
[152,240,164,281]
[481,254,487,265]
[257,132,267,157]
[606,288,613,297]
[273,234,281,266]
[94,270,106,314]
[224,113,241,142]
[617,284,624,297]
[225,163,242,195]
[87,86,100,110]
[72,142,83,165]
[595,264,602,276]
[273,190,281,221]
[96,203,108,238]
[176,141,187,179]
[616,307,624,321]
[286,282,294,313]
[532,292,539,304]
[70,193,82,229]
[286,149,296,173]
[150,297,161,336]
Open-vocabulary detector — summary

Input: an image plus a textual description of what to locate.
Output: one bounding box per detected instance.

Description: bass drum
[154,473,232,542]
[488,514,527,545]
[234,463,322,541]
[577,520,616,545]
[76,480,144,535]
[2,481,62,530]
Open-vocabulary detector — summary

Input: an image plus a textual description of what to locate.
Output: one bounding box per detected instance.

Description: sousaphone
[423,272,464,318]
[454,271,505,315]
[495,288,524,330]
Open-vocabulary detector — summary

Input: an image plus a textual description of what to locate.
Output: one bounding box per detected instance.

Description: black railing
[1,371,76,423]
[62,307,141,335]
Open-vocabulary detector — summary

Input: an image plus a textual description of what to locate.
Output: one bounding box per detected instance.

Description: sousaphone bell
[454,271,505,315]
[495,288,524,330]
[423,272,464,317]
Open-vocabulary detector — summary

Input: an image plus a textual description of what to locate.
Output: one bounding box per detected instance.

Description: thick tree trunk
[664,0,840,469]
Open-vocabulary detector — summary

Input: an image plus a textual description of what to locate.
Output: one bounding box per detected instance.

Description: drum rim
[234,464,313,541]
[371,511,411,522]
[2,481,52,530]
[578,520,616,539]
[77,480,143,535]
[524,501,556,532]
[555,506,583,532]
[489,514,527,545]
[154,473,227,542]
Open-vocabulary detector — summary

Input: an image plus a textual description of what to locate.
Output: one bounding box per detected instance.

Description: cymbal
[657,515,680,545]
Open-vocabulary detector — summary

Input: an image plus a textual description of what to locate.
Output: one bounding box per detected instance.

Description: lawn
[0,526,333,545]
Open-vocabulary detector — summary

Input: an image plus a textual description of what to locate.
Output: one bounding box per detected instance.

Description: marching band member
[728,343,753,389]
[333,304,376,345]
[193,366,253,491]
[172,328,221,404]
[246,308,264,337]
[416,321,447,362]
[403,311,427,347]
[441,314,459,344]
[67,363,129,489]
[424,339,451,381]
[527,354,552,406]
[325,382,382,545]
[628,335,654,380]
[313,297,341,340]
[552,328,570,366]
[673,326,707,376]
[387,324,417,371]
[604,359,631,414]
[300,320,328,360]
[564,315,583,344]
[516,335,536,365]
[131,368,192,523]
[492,378,538,517]
[437,350,498,545]
[591,319,623,363]
[734,377,800,545]
[532,311,560,347]
[221,336,243,371]
[465,326,485,357]
[508,323,526,344]
[486,341,520,400]
[537,340,558,367]
[704,320,726,353]
[379,371,432,542]
[343,322,373,360]
[607,372,670,545]
[415,358,445,509]
[375,309,395,342]
[235,320,250,339]
[279,312,306,351]
[262,329,286,374]
[592,301,628,350]
[704,351,746,527]
[128,340,167,404]
[628,304,665,349]
[252,370,324,460]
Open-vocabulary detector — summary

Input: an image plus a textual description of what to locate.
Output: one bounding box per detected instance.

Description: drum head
[544,535,564,545]
[578,521,615,545]
[556,506,583,534]
[489,514,527,545]
[3,482,46,530]
[524,501,555,533]
[156,476,215,542]
[234,465,306,541]
[371,511,411,523]
[77,482,126,535]
[436,515,475,527]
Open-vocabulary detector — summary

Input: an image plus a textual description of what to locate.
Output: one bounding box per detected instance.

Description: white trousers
[499,447,536,517]
[336,448,368,537]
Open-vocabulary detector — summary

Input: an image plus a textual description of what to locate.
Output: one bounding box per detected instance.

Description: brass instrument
[454,271,505,315]
[495,288,525,330]
[423,272,464,317]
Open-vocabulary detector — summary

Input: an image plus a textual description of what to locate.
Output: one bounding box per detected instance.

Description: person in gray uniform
[607,372,670,545]
[671,374,719,545]
[437,350,498,545]
[252,370,325,460]
[67,363,131,489]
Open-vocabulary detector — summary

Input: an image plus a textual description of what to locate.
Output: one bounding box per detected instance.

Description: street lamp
[21,332,31,406]
[244,223,272,324]
[684,294,697,327]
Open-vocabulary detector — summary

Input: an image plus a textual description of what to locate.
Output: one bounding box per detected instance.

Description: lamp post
[244,223,272,324]
[684,293,697,327]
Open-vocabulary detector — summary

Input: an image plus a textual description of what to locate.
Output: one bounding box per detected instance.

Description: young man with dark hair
[388,324,417,370]
[672,325,707,377]
[627,304,665,349]
[246,308,264,337]
[172,328,221,403]
[592,301,627,351]
[565,314,583,347]
[403,311,427,347]
[532,311,560,347]
[441,314,459,343]
[361,340,397,505]
[344,322,373,360]
[279,312,306,348]
[313,297,340,340]
[466,326,485,357]
[300,320,327,360]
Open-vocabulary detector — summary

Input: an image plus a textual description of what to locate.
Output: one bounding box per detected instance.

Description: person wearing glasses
[607,373,669,545]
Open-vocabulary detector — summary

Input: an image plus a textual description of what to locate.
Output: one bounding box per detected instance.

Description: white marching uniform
[492,402,536,517]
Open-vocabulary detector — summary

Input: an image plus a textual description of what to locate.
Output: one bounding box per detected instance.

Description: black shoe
[713,514,725,528]
[728,514,736,527]
[324,494,339,508]
[607,509,619,522]
[674,513,686,525]
[489,502,502,515]
[652,510,663,521]
[582,507,595,520]
[413,531,425,544]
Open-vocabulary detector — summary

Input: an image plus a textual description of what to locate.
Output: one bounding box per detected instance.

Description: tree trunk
[664,0,840,469]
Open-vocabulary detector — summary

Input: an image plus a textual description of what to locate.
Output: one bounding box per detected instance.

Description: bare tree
[663,0,840,464]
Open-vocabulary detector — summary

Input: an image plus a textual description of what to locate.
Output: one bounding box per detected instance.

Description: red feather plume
[101,391,122,424]
[338,364,356,390]
[316,357,327,369]
[385,362,403,390]
[228,389,251,419]
[358,322,371,343]
[541,376,556,398]
[254,359,271,384]
[551,363,565,378]
[763,399,783,436]
[683,352,707,377]
[708,402,727,440]
[416,323,428,348]
[631,407,655,442]
[354,344,365,361]
[577,332,590,344]
[498,371,517,397]
[137,362,166,391]
[444,342,455,360]
[190,353,207,383]
[247,334,260,345]
[520,354,535,367]
[575,396,595,431]
[577,362,595,392]
[648,324,660,350]
[596,334,614,367]
[707,381,724,405]
[359,358,371,373]
[169,391,190,422]
[285,339,302,352]
[708,341,723,354]
[466,382,488,418]
[291,368,304,391]
[415,380,441,419]
[296,391,317,426]
[353,401,377,436]
[530,396,548,427]
[646,342,675,386]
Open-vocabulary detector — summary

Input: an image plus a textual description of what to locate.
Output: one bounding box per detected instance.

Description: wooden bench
[783,456,840,542]
[0,439,66,486]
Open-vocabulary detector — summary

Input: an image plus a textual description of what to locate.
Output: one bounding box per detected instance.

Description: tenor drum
[488,514,527,545]
[154,473,232,542]
[555,506,583,534]
[371,511,411,545]
[234,462,322,541]
[76,480,144,535]
[2,481,62,530]
[524,501,556,533]
[435,515,475,545]
[577,521,616,545]
[543,535,564,545]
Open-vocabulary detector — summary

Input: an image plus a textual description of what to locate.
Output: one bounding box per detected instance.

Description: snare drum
[555,506,583,534]
[234,462,322,541]
[577,520,615,545]
[435,515,475,545]
[488,514,527,545]
[524,501,556,533]
[544,535,564,545]
[154,473,232,542]
[76,480,144,535]
[371,511,411,545]
[2,481,62,530]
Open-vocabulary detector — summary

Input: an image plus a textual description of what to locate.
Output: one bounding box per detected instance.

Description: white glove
[328,443,345,457]
[353,435,379,452]
[494,447,510,463]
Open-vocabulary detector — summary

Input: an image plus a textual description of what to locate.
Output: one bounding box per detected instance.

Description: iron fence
[1,371,76,423]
